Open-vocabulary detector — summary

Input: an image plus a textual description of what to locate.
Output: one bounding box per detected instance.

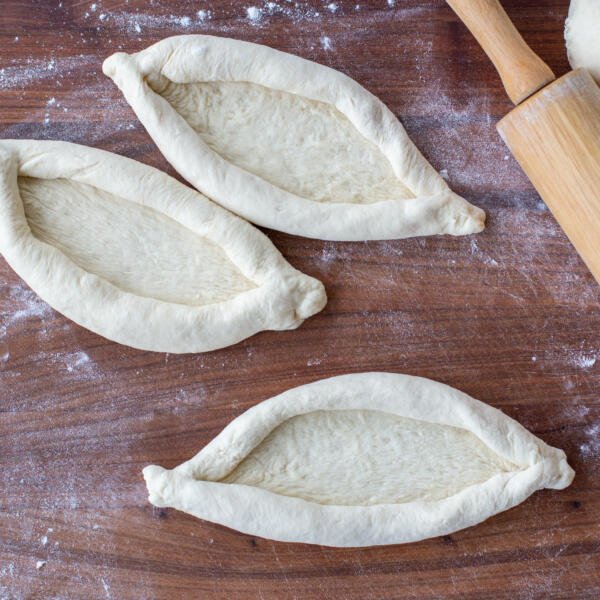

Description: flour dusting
[570,352,597,370]
[246,6,263,23]
[90,10,209,34]
[64,351,91,373]
[320,36,333,51]
[580,424,600,460]
[469,239,499,268]
[174,384,208,407]
[0,55,96,90]
[197,9,212,23]
[101,577,111,599]
[244,1,322,24]
[2,284,53,331]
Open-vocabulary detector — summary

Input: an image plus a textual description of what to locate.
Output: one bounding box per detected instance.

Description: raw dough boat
[143,372,574,547]
[0,140,326,353]
[103,35,486,241]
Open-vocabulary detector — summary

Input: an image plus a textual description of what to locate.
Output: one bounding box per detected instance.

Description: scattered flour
[320,36,333,51]
[0,55,96,90]
[248,2,322,24]
[246,6,263,23]
[0,563,15,577]
[95,11,203,34]
[174,384,208,407]
[469,239,499,268]
[327,3,338,13]
[3,284,53,330]
[64,351,91,373]
[101,577,111,598]
[197,10,211,23]
[580,424,600,460]
[570,352,597,370]
[536,347,599,372]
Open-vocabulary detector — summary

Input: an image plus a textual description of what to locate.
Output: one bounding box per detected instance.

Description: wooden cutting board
[1,1,599,598]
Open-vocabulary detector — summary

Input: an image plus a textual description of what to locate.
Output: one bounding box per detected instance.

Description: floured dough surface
[154,80,415,204]
[19,177,255,306]
[221,409,517,505]
[565,0,600,82]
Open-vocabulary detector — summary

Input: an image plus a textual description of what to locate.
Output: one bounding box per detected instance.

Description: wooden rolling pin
[447,0,600,284]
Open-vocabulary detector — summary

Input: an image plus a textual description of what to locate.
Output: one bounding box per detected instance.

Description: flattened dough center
[154,79,415,204]
[221,409,517,505]
[19,177,255,306]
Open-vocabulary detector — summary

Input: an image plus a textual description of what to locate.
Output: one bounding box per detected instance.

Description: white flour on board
[0,55,97,90]
[570,353,597,369]
[246,2,321,24]
[1,283,54,331]
[580,424,600,459]
[197,10,212,23]
[320,35,333,50]
[92,10,202,34]
[246,6,263,23]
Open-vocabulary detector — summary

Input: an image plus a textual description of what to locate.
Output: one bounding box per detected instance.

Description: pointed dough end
[102,52,128,80]
[143,464,171,507]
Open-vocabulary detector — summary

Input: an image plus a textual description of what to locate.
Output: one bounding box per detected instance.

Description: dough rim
[103,35,486,241]
[144,372,574,546]
[0,139,327,353]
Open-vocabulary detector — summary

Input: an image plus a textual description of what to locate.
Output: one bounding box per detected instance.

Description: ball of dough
[565,0,600,82]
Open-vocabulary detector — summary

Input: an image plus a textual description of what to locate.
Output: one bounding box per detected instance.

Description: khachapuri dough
[103,35,485,241]
[144,372,574,547]
[0,139,326,353]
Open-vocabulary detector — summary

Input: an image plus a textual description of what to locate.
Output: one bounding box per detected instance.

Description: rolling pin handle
[446,0,556,105]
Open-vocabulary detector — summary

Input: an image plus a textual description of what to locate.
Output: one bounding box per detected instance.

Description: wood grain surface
[1,1,599,598]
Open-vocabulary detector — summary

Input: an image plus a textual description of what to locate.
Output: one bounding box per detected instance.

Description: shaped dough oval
[144,373,574,547]
[0,140,326,353]
[103,35,486,241]
[565,0,600,82]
